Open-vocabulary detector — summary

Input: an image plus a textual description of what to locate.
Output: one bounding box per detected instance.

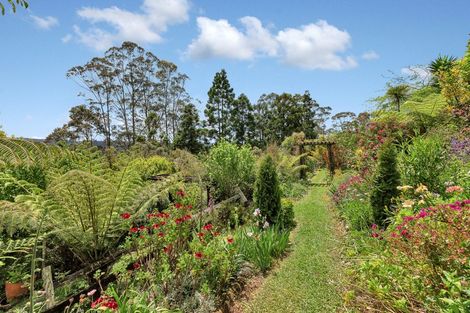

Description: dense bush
[278,199,296,231]
[254,155,282,225]
[399,135,460,194]
[205,141,255,199]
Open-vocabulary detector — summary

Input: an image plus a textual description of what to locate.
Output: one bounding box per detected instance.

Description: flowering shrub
[332,175,373,231]
[360,200,470,312]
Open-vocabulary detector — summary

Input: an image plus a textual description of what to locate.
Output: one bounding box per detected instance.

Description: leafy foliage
[205,141,255,199]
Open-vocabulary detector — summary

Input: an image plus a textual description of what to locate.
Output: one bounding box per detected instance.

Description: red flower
[175,218,183,224]
[152,223,160,229]
[203,224,213,231]
[227,236,234,244]
[120,213,131,219]
[371,224,378,230]
[186,204,193,209]
[175,203,183,209]
[139,225,146,230]
[157,232,165,238]
[197,232,204,238]
[213,231,220,237]
[163,245,172,254]
[176,189,185,197]
[130,227,139,233]
[371,232,379,238]
[133,262,141,270]
[194,252,203,259]
[160,221,166,226]
[183,214,192,221]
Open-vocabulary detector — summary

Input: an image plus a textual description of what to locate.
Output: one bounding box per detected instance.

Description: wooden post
[42,266,55,309]
[299,141,306,180]
[327,143,335,177]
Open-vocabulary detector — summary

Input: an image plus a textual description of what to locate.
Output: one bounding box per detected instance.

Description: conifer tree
[174,103,202,154]
[231,93,255,145]
[254,155,282,225]
[204,69,235,142]
[370,141,401,227]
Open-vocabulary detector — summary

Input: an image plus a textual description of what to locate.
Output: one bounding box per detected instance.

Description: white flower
[253,208,261,217]
[87,289,97,297]
[247,232,253,237]
[263,221,270,229]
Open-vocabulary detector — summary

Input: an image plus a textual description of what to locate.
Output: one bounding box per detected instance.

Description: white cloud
[187,16,278,60]
[74,0,189,51]
[276,20,356,70]
[30,15,59,30]
[361,50,379,60]
[61,34,72,43]
[187,17,357,70]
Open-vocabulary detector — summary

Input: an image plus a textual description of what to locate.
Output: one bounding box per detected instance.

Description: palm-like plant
[429,55,457,75]
[0,0,28,15]
[385,84,410,112]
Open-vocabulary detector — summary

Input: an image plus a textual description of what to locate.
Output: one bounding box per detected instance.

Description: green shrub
[278,199,296,231]
[341,199,373,231]
[370,141,400,227]
[399,135,457,193]
[130,156,174,180]
[205,141,255,199]
[254,155,282,225]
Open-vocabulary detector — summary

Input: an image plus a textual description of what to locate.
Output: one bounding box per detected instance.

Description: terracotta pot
[5,282,28,302]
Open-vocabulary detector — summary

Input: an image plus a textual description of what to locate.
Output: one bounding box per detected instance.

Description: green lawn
[241,172,346,313]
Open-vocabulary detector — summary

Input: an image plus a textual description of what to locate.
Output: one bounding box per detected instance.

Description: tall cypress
[370,141,401,227]
[204,69,235,143]
[254,155,282,225]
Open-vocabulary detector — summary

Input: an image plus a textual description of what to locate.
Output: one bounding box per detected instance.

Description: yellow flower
[397,185,413,191]
[402,199,415,208]
[415,184,428,194]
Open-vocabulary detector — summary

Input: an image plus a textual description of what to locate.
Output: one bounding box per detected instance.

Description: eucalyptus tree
[67,57,116,148]
[67,41,190,147]
[156,60,190,142]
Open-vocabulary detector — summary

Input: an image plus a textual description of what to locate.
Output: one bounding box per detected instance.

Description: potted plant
[4,261,29,303]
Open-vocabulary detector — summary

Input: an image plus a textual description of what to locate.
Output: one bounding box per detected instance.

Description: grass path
[240,172,346,313]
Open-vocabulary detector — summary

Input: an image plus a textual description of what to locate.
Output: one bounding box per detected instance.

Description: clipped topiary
[254,155,282,225]
[370,141,401,227]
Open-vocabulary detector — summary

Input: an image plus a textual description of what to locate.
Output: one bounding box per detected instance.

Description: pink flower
[446,186,464,193]
[87,289,97,297]
[371,224,378,230]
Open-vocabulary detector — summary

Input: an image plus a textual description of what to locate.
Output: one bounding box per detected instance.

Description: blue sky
[0,0,469,138]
